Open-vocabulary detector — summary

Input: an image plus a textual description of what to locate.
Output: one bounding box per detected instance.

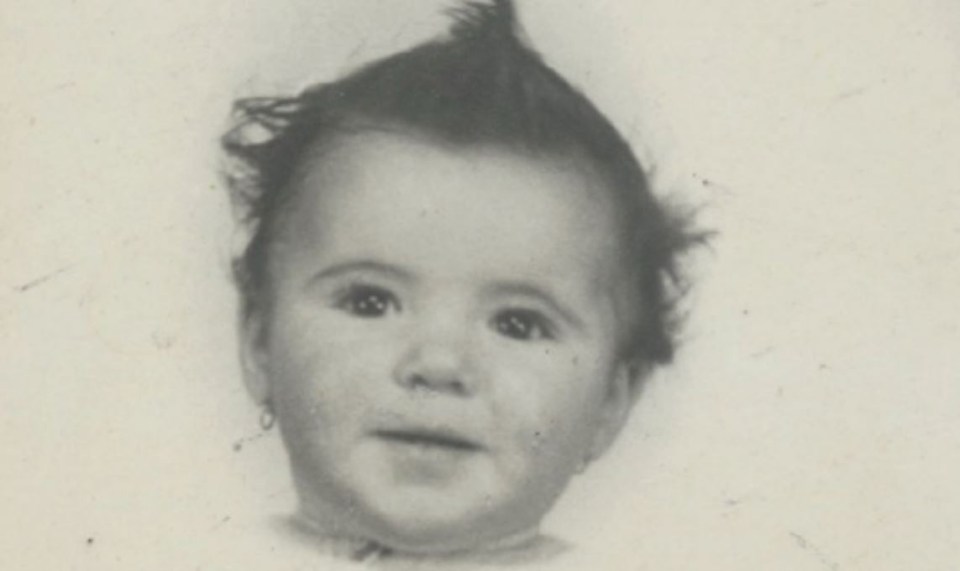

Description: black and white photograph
[2,1,959,569]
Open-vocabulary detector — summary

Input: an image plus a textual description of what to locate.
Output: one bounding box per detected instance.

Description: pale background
[2,0,959,569]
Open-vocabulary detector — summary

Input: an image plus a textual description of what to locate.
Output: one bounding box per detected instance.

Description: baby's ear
[239,306,272,405]
[587,360,646,462]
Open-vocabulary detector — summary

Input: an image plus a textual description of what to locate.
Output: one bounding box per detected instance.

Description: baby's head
[222,0,700,559]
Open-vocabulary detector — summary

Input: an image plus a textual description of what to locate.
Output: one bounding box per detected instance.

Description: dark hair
[221,0,705,366]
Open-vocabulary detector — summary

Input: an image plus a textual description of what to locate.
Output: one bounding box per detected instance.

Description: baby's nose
[392,323,476,396]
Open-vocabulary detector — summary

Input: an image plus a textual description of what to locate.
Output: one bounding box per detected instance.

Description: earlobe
[239,308,272,405]
[586,360,645,463]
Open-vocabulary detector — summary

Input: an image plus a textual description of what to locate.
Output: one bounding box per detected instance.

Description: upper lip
[372,426,484,451]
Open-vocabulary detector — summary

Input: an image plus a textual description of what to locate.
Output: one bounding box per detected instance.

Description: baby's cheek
[486,356,550,420]
[269,345,352,428]
[488,356,588,453]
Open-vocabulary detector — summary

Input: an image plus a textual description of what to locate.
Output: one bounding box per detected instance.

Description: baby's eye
[335,284,400,318]
[492,309,555,341]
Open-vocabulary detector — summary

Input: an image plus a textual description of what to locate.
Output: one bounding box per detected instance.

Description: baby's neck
[285,512,568,566]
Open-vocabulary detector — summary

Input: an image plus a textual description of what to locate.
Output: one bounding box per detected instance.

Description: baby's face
[243,132,638,553]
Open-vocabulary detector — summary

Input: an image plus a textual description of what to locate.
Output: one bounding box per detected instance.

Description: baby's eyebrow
[309,260,414,284]
[484,281,585,332]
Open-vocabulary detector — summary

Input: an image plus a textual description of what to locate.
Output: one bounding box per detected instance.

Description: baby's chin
[295,485,548,557]
[288,438,577,556]
[309,449,540,550]
[341,494,540,555]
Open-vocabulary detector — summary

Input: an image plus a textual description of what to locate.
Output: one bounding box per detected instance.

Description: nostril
[405,373,430,390]
[400,370,469,396]
[395,352,473,396]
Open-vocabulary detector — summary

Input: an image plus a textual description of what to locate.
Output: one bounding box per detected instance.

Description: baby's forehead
[295,131,619,223]
[296,126,620,200]
[285,129,635,263]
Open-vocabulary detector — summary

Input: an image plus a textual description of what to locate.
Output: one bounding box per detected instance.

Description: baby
[221,0,701,565]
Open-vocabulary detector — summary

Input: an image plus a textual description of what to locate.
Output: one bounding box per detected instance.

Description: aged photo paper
[2,1,958,569]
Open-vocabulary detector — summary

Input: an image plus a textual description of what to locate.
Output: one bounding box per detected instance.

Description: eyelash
[492,308,556,342]
[334,283,401,318]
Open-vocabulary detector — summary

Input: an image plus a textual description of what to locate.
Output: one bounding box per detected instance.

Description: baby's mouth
[373,428,483,452]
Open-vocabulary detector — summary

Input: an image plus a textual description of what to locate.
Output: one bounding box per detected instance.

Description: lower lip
[375,435,482,485]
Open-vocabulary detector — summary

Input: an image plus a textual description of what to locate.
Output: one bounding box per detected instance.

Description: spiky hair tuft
[448,0,520,43]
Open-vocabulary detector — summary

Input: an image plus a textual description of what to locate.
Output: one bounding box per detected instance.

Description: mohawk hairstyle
[221,0,705,366]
